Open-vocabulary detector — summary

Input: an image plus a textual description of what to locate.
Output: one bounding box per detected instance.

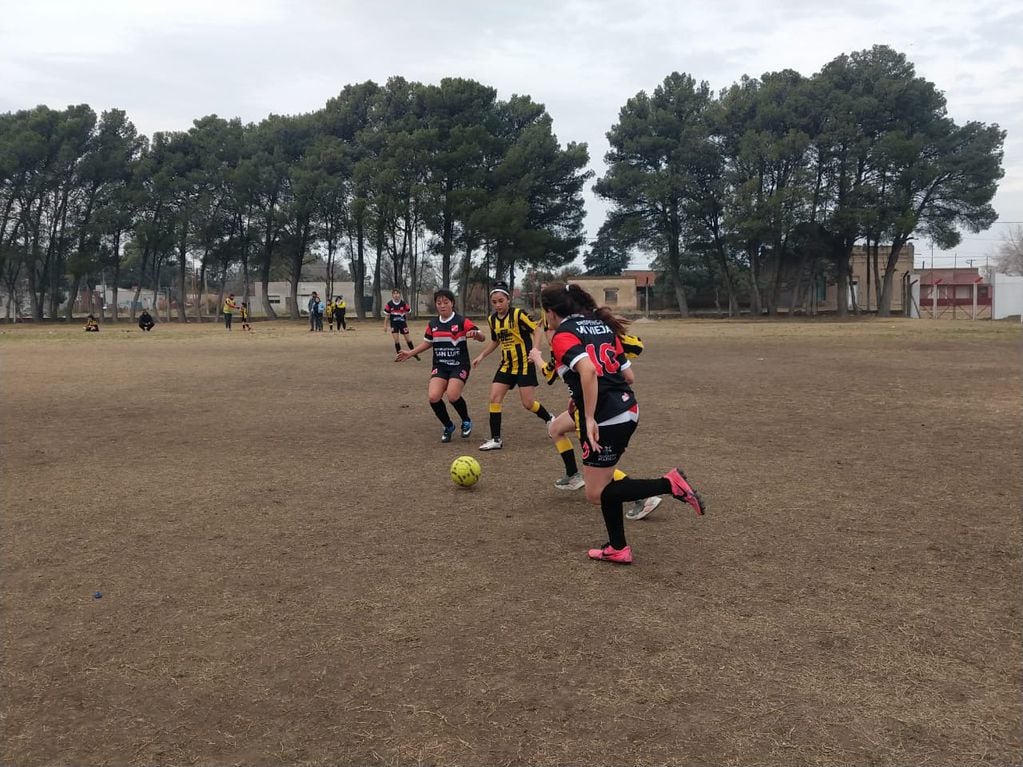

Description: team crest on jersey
[451,325,459,332]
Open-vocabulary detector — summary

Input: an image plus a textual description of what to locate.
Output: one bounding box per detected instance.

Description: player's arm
[465,319,485,342]
[383,315,391,333]
[529,317,545,353]
[396,338,431,362]
[472,338,500,368]
[574,355,601,450]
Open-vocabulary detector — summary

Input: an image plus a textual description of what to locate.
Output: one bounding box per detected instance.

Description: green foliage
[594,46,1004,316]
[0,51,1004,322]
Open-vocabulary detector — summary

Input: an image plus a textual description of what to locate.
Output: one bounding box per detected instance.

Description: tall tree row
[0,78,590,321]
[595,46,1005,316]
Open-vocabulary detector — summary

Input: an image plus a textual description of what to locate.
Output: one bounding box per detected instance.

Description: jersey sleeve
[551,330,586,370]
[619,333,644,359]
[424,321,435,343]
[517,309,538,333]
[488,314,498,341]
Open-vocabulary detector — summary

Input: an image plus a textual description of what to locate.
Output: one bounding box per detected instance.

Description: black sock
[407,340,415,350]
[560,447,578,476]
[394,342,401,354]
[602,477,671,505]
[599,483,628,550]
[534,404,553,422]
[489,411,502,439]
[430,400,452,426]
[450,397,470,422]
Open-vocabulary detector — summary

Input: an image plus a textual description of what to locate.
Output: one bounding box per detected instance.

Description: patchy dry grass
[2,316,1021,766]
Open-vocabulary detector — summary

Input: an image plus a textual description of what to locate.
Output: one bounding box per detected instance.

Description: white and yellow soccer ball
[450,455,481,488]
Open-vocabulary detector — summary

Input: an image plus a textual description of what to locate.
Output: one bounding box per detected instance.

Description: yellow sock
[489,403,502,414]
[555,437,573,454]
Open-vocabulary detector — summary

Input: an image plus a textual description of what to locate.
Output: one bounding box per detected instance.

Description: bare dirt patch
[2,317,1021,766]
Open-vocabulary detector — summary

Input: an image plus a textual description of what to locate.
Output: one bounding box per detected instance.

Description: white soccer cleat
[554,472,585,491]
[625,496,663,521]
[479,437,503,451]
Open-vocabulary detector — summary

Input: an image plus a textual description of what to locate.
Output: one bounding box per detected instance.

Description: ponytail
[595,306,630,337]
[541,281,631,336]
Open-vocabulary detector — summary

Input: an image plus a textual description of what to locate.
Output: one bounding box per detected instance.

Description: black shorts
[431,366,470,382]
[493,367,539,388]
[389,322,409,336]
[580,419,637,468]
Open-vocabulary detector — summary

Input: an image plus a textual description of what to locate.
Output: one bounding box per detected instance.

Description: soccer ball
[450,455,481,487]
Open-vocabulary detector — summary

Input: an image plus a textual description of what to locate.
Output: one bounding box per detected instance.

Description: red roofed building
[918,268,991,319]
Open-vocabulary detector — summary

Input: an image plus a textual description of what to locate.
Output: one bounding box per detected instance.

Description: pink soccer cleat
[587,544,633,564]
[664,468,706,516]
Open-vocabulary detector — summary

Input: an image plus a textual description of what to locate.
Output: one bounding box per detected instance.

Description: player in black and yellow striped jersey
[470,281,553,450]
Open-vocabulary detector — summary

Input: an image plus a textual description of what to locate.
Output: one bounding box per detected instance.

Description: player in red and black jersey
[384,289,419,359]
[536,282,705,565]
[396,288,485,443]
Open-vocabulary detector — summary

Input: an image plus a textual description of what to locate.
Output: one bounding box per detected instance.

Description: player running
[533,282,705,565]
[539,331,662,520]
[396,288,486,443]
[471,281,553,451]
[384,289,419,359]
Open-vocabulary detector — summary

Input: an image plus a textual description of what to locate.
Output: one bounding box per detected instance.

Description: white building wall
[243,282,394,317]
[991,273,1023,319]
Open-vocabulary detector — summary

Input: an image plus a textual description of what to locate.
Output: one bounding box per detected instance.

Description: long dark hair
[540,282,630,336]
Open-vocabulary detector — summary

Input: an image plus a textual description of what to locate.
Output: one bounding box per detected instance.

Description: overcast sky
[2,0,1020,270]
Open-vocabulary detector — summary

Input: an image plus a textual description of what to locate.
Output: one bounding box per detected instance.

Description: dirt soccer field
[2,316,1021,767]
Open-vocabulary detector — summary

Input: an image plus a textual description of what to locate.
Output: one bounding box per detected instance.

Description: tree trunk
[371,216,384,319]
[877,241,906,317]
[458,242,473,313]
[666,237,689,318]
[748,243,762,316]
[177,215,189,323]
[835,244,852,318]
[110,230,122,322]
[441,178,454,287]
[353,216,366,319]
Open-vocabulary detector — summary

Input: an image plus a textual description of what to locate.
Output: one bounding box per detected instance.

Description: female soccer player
[539,332,662,520]
[396,288,485,442]
[534,282,705,564]
[384,289,418,358]
[470,281,553,450]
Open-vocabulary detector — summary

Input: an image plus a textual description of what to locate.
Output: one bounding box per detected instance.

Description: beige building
[561,276,641,311]
[819,244,916,313]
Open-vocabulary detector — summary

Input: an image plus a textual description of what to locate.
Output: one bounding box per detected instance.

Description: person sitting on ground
[84,314,99,332]
[138,309,155,332]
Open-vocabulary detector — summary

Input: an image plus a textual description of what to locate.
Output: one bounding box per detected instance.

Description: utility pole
[930,243,934,319]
